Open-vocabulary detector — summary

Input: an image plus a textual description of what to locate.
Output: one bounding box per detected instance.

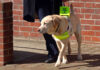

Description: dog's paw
[77,55,82,60]
[55,62,61,67]
[62,58,67,64]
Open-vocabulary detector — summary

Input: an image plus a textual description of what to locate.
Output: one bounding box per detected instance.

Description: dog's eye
[44,23,47,25]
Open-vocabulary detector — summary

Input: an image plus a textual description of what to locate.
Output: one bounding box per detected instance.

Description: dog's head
[38,15,68,35]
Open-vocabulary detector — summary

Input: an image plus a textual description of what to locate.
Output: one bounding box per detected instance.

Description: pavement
[0,39,100,70]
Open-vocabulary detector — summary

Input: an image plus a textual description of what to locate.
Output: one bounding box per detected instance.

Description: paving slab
[0,39,100,70]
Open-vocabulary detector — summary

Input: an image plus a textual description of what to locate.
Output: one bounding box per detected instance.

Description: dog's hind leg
[68,40,71,55]
[75,30,82,60]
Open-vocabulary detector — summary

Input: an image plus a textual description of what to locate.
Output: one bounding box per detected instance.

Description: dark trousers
[35,1,59,58]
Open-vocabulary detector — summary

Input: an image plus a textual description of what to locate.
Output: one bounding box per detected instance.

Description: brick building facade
[0,0,100,66]
[13,0,100,44]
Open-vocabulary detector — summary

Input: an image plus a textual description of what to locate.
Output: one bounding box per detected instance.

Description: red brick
[92,37,100,42]
[30,22,40,27]
[73,2,84,7]
[81,19,94,25]
[84,36,92,41]
[0,44,4,49]
[76,14,84,18]
[85,3,95,8]
[13,31,20,36]
[0,38,3,43]
[96,32,100,36]
[13,10,23,15]
[20,32,30,37]
[13,25,19,31]
[0,19,3,24]
[30,33,42,37]
[0,62,4,66]
[13,16,19,20]
[14,0,22,4]
[85,14,92,19]
[19,5,23,10]
[95,0,100,2]
[0,51,4,55]
[95,9,100,14]
[13,5,19,9]
[23,22,31,26]
[82,31,95,36]
[81,0,94,2]
[19,16,23,20]
[81,8,94,13]
[92,15,100,19]
[0,32,3,37]
[13,21,23,26]
[20,26,33,32]
[0,57,4,61]
[95,21,100,25]
[0,13,3,19]
[92,26,100,30]
[35,19,39,22]
[94,4,100,8]
[33,28,38,32]
[74,8,81,13]
[84,25,92,30]
[0,4,2,11]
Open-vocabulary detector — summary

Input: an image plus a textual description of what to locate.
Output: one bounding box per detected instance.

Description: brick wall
[0,0,100,66]
[0,0,13,66]
[13,0,42,40]
[13,0,100,44]
[68,0,100,44]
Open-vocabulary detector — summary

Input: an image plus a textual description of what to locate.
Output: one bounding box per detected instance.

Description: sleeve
[23,0,35,22]
[53,0,62,14]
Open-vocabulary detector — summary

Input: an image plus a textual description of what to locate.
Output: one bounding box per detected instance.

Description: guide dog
[38,4,82,67]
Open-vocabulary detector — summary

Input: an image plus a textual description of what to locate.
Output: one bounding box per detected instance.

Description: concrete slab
[0,39,100,70]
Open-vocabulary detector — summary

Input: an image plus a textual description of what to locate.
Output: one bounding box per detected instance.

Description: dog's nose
[38,29,40,32]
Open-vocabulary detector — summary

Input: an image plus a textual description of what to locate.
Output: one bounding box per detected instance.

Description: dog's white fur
[38,4,82,67]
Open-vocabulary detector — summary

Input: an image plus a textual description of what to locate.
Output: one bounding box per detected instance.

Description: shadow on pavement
[60,54,100,69]
[13,50,47,64]
[13,50,100,68]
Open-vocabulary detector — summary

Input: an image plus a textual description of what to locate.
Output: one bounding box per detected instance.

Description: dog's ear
[52,15,61,27]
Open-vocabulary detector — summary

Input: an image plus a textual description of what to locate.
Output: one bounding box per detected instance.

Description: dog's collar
[55,23,60,33]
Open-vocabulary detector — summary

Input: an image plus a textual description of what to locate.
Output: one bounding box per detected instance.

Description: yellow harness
[53,32,69,40]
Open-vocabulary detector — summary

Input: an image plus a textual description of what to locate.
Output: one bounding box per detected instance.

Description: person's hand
[62,0,68,2]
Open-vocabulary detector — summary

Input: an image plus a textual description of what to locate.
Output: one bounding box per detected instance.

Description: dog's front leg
[55,41,66,67]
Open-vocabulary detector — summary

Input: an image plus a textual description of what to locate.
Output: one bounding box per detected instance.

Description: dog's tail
[70,4,74,14]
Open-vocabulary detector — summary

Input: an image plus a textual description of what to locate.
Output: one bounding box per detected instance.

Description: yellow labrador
[38,4,82,67]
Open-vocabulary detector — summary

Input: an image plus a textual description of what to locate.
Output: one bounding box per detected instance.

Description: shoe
[44,57,57,63]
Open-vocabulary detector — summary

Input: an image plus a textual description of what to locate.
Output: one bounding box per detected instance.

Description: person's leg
[37,7,59,62]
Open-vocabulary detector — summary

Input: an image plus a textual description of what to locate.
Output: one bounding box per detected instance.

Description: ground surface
[0,39,100,70]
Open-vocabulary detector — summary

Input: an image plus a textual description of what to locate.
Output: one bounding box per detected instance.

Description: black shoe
[44,57,57,63]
